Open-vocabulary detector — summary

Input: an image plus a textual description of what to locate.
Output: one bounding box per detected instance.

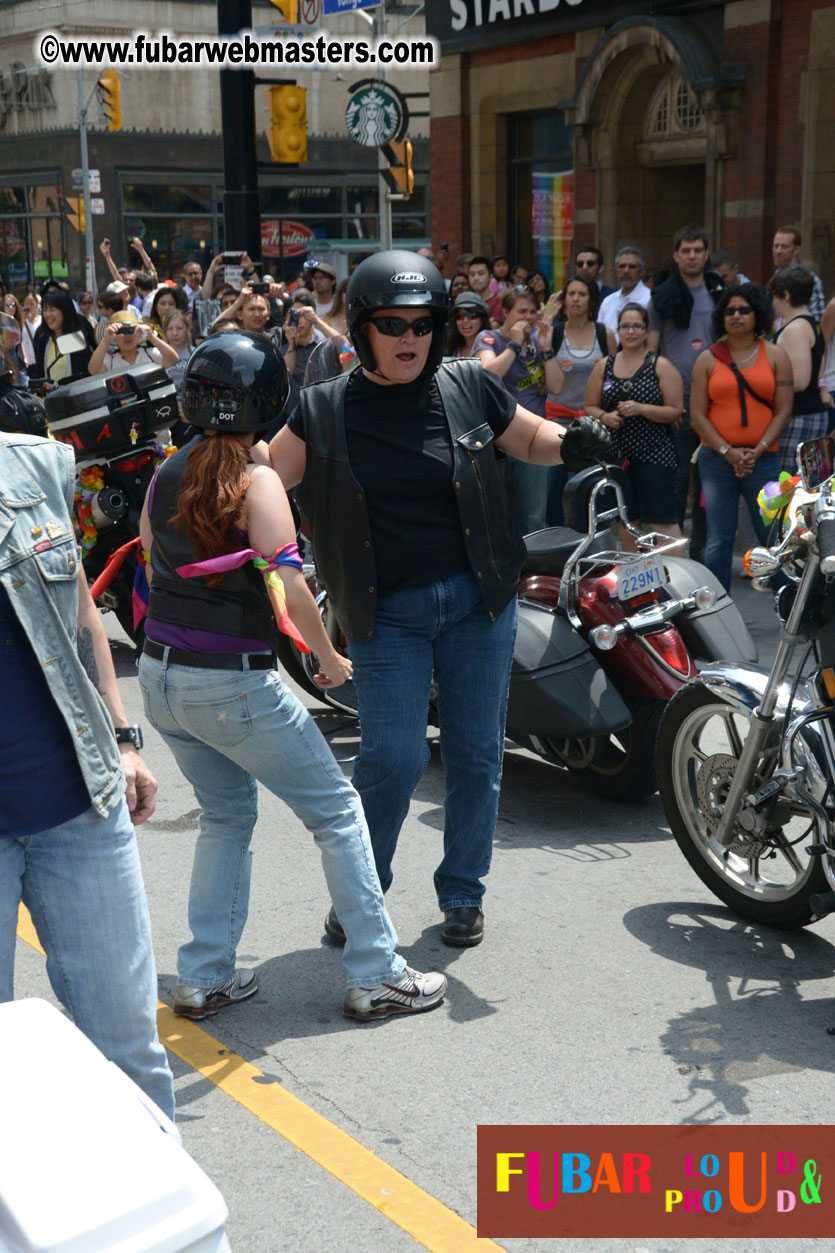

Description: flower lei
[74,442,176,555]
[757,472,801,526]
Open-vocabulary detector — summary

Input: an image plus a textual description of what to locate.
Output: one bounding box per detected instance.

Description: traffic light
[268,85,307,163]
[268,0,298,21]
[381,139,414,197]
[65,196,86,233]
[97,70,121,132]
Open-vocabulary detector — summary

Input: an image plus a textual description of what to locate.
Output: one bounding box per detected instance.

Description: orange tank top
[705,340,777,448]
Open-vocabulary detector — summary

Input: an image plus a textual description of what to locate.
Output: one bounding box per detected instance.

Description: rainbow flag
[532,170,575,292]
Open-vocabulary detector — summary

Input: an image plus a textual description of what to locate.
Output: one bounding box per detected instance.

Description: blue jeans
[138,655,404,989]
[347,571,518,912]
[0,801,175,1121]
[699,446,779,591]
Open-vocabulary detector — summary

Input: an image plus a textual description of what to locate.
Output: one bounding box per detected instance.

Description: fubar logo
[477,1125,830,1239]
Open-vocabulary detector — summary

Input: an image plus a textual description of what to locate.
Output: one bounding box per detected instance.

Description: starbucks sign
[345,80,409,147]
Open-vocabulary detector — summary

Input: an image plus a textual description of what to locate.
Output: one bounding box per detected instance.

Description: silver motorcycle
[657,435,835,927]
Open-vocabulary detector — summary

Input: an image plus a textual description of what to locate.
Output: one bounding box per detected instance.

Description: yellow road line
[17,906,500,1253]
[17,904,44,955]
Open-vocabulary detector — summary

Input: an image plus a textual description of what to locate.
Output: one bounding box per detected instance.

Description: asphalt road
[13,562,835,1253]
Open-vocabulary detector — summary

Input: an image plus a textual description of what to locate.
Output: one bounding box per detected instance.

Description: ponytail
[172,432,250,584]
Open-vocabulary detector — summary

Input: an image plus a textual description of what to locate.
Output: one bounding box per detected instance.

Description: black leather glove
[559,415,613,473]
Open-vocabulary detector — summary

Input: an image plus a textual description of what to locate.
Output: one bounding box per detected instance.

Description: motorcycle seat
[521,526,613,577]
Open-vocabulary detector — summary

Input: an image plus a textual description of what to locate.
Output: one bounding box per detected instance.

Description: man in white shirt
[598,247,651,332]
[181,261,203,313]
[307,261,338,318]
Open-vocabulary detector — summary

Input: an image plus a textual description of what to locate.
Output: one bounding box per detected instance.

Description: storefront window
[0,179,67,292]
[509,113,573,289]
[118,173,429,282]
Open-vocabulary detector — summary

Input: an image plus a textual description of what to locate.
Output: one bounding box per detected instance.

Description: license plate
[616,554,669,601]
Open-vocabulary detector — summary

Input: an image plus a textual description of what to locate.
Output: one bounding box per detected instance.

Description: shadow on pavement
[623,901,835,1123]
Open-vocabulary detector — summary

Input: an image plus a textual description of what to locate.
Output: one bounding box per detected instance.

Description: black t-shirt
[290,368,516,594]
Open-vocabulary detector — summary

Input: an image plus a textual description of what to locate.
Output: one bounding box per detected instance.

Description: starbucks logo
[345,82,407,148]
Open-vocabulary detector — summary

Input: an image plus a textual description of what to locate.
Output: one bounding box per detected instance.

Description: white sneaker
[343,966,447,1021]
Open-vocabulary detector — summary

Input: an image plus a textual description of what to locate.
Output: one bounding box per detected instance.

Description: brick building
[427,0,835,293]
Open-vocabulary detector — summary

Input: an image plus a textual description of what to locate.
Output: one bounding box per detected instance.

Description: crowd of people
[2,219,835,1121]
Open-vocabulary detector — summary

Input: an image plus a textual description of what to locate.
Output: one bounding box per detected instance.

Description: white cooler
[0,1000,230,1253]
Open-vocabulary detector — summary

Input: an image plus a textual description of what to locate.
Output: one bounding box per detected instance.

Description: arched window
[646,72,705,141]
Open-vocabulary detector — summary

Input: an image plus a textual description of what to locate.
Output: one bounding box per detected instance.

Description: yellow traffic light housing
[97,70,122,132]
[269,85,307,163]
[381,139,414,197]
[268,0,299,21]
[65,196,86,233]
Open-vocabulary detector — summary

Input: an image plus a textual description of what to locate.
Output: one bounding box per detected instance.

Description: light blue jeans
[347,571,518,912]
[138,654,404,989]
[0,800,175,1121]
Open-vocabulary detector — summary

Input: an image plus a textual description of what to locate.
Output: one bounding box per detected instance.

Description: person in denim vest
[0,433,174,1120]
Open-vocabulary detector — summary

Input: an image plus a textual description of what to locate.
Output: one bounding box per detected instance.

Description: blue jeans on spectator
[699,446,779,591]
[0,800,175,1121]
[138,655,404,990]
[347,571,518,912]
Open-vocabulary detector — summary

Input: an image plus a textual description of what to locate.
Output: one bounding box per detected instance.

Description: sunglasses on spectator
[455,309,480,320]
[79,296,93,305]
[575,259,598,268]
[370,315,434,337]
[725,304,753,317]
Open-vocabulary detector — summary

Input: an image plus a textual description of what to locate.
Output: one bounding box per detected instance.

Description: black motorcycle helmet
[181,330,289,435]
[346,249,449,376]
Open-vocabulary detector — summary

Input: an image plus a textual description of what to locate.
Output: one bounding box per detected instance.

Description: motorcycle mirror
[56,331,88,357]
[744,546,780,579]
[798,436,835,493]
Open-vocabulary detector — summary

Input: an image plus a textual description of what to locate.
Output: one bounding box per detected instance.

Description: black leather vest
[296,359,525,639]
[148,437,277,645]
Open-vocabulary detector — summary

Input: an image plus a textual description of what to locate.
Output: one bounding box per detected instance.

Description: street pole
[76,70,97,297]
[218,0,261,263]
[375,3,392,252]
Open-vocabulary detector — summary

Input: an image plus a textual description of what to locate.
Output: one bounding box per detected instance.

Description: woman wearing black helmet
[137,330,446,1022]
[265,250,609,948]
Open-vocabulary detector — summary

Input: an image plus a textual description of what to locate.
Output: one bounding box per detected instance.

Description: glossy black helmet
[181,330,289,433]
[346,249,449,373]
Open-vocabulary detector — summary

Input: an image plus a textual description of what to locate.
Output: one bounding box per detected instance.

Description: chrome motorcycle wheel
[657,681,831,927]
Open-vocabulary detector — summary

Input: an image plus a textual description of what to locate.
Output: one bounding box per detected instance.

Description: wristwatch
[717,442,731,457]
[542,349,556,362]
[114,725,144,751]
[507,340,522,355]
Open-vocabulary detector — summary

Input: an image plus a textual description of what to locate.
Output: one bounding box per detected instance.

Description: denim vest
[296,359,525,639]
[0,434,125,817]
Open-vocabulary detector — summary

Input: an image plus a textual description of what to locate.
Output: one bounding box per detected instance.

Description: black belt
[143,639,275,671]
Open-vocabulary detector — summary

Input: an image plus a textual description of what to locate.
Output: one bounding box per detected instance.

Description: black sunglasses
[455,308,480,319]
[725,304,753,317]
[370,315,434,337]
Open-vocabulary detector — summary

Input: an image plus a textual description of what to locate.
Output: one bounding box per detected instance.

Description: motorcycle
[275,340,755,799]
[43,363,178,642]
[657,434,835,927]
